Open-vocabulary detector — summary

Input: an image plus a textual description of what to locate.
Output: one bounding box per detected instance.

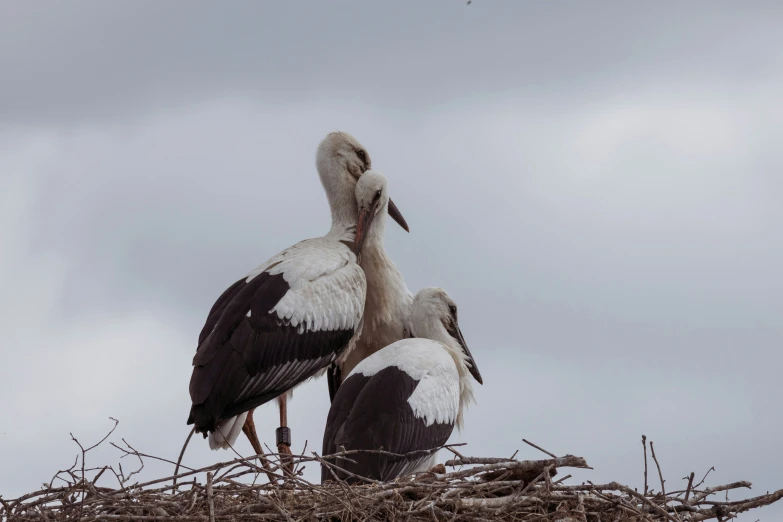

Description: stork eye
[449,305,457,316]
[373,190,382,201]
[356,150,367,163]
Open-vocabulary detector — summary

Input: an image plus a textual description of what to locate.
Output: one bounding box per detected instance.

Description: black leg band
[276,426,291,447]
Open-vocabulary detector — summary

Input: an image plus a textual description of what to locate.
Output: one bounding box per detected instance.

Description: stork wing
[188,238,366,433]
[321,346,457,483]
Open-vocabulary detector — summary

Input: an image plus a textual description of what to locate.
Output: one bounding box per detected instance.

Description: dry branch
[1,425,781,522]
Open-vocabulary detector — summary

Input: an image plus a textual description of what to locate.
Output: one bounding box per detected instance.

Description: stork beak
[353,208,375,256]
[447,321,483,385]
[387,198,409,232]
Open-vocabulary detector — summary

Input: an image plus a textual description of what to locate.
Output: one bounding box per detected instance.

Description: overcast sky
[1,2,781,519]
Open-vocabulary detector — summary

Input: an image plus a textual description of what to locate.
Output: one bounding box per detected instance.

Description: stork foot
[278,443,294,474]
[427,463,446,474]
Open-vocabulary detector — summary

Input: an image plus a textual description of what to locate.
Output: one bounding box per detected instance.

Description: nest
[2,424,781,521]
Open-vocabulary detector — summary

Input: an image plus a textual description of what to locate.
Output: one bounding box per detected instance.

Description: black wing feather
[321,367,454,483]
[188,271,354,433]
[326,363,342,403]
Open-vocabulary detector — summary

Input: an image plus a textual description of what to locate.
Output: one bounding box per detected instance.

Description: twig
[444,457,515,466]
[9,431,783,522]
[684,471,695,504]
[650,441,667,501]
[642,434,649,496]
[522,438,558,459]
[614,482,679,522]
[86,417,120,453]
[218,424,277,484]
[694,466,716,490]
[206,472,215,522]
[445,456,589,480]
[689,489,783,521]
[92,466,108,487]
[315,452,383,485]
[69,418,119,518]
[115,439,145,484]
[689,481,753,506]
[445,445,467,462]
[173,427,196,489]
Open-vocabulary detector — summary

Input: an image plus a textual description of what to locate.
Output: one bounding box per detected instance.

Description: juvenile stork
[321,287,483,483]
[327,170,413,400]
[187,132,409,464]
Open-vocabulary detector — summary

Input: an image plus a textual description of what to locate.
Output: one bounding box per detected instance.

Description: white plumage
[188,133,409,465]
[322,287,483,483]
[329,170,414,397]
[352,339,461,427]
[254,238,367,334]
[209,411,249,450]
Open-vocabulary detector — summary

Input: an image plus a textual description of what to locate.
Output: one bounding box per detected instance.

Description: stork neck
[409,314,466,370]
[360,209,402,277]
[359,208,412,348]
[418,319,455,351]
[364,202,388,248]
[325,186,359,242]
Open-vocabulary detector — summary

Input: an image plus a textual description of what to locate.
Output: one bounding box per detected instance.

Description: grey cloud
[2,1,782,124]
[1,3,782,520]
[16,92,783,368]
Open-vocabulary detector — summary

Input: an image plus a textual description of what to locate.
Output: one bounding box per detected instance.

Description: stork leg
[241,408,264,456]
[240,409,278,483]
[276,395,294,475]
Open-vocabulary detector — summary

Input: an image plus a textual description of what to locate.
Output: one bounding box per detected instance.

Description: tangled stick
[2,429,782,522]
[172,427,195,489]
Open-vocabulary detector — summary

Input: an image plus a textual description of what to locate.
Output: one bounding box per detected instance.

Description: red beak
[353,208,375,256]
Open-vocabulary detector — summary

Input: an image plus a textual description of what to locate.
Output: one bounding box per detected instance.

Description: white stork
[187,132,409,464]
[326,170,414,400]
[321,286,483,483]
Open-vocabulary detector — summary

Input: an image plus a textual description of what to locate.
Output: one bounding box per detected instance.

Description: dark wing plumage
[326,363,342,403]
[188,270,354,434]
[321,366,454,484]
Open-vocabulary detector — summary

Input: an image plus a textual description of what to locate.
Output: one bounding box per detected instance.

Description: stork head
[316,131,371,187]
[353,170,409,256]
[316,132,408,232]
[409,287,483,385]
